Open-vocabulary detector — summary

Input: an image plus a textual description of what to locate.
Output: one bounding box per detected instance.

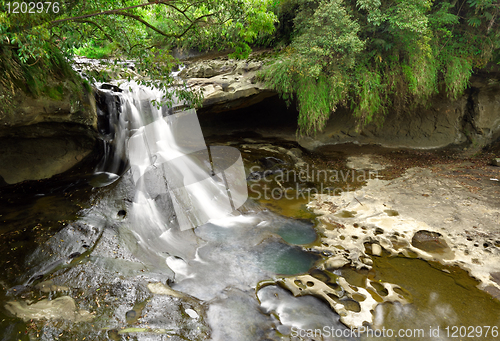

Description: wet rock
[324,256,349,269]
[246,169,283,181]
[207,288,274,341]
[259,156,285,169]
[125,309,137,324]
[107,329,120,341]
[68,252,81,259]
[147,282,184,298]
[100,83,123,92]
[4,296,93,322]
[117,209,127,218]
[411,230,452,254]
[0,130,97,185]
[289,148,303,158]
[0,75,98,185]
[278,274,407,328]
[185,308,199,319]
[484,285,500,301]
[7,285,30,296]
[258,285,350,335]
[34,280,69,293]
[490,272,500,286]
[30,274,44,282]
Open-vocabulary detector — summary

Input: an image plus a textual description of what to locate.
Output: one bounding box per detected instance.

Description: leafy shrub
[261,0,500,135]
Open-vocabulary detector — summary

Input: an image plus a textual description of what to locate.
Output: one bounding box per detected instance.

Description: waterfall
[95,81,248,260]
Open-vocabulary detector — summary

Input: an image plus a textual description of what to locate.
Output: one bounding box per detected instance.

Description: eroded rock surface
[308,166,500,295]
[262,152,500,330]
[180,53,276,114]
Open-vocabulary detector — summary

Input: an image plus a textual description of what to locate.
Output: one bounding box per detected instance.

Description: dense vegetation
[262,0,500,135]
[0,0,277,109]
[1,0,499,135]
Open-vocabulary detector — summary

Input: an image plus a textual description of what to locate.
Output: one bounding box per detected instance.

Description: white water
[96,82,248,262]
[86,83,345,340]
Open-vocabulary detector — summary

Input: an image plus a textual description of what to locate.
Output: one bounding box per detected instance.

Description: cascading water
[87,82,349,339]
[95,81,248,262]
[2,80,351,341]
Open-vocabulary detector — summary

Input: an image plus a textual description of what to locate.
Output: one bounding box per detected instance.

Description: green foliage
[228,42,253,59]
[296,75,347,135]
[261,0,500,136]
[0,38,75,98]
[0,0,277,111]
[73,42,119,59]
[353,67,384,125]
[444,57,473,99]
[293,0,365,71]
[149,0,277,53]
[1,0,498,135]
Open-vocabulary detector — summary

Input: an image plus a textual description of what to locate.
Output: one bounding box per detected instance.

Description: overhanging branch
[49,1,172,25]
[115,12,173,37]
[74,19,114,42]
[49,0,219,40]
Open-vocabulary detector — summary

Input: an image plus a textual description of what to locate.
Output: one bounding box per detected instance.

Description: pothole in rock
[292,182,500,334]
[266,270,408,329]
[411,230,453,257]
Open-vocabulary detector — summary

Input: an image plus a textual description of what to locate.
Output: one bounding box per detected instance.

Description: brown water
[348,257,500,340]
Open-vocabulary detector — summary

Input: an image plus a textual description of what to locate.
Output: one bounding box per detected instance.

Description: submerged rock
[125,309,138,324]
[34,280,70,293]
[346,155,387,171]
[411,230,452,254]
[147,282,184,298]
[5,296,93,322]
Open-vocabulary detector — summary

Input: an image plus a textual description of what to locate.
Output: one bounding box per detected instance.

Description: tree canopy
[1,0,499,135]
[0,0,277,109]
